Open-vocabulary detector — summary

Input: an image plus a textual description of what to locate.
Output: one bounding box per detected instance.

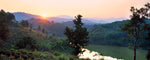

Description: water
[78,48,123,60]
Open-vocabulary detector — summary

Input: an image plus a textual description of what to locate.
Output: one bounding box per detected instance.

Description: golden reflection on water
[78,48,123,60]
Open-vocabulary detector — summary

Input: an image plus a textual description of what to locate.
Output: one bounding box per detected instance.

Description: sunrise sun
[41,14,47,18]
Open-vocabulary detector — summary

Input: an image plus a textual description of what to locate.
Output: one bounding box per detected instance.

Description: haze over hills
[13,12,40,21]
[12,12,127,24]
[1,0,149,60]
[12,12,128,37]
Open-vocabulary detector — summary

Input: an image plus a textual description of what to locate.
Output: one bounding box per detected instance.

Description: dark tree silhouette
[0,10,11,42]
[6,12,15,24]
[64,15,89,55]
[21,20,29,27]
[147,49,150,60]
[38,25,41,31]
[52,33,55,36]
[142,3,150,60]
[42,28,45,33]
[16,37,37,50]
[0,10,15,48]
[29,23,33,32]
[121,3,150,60]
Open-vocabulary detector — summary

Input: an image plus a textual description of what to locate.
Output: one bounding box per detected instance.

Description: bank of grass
[87,45,147,60]
[0,49,79,60]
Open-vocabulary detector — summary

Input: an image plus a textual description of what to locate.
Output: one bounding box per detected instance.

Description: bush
[69,57,74,60]
[49,55,54,59]
[40,53,48,57]
[38,40,51,51]
[59,55,66,60]
[53,51,61,56]
[16,36,38,50]
[100,58,104,60]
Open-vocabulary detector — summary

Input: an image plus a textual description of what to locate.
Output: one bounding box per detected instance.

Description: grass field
[87,45,147,60]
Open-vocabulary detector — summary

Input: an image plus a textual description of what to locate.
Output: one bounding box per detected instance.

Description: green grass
[87,45,147,60]
[0,49,79,60]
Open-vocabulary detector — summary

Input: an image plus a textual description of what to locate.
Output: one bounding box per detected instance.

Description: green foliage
[146,49,150,60]
[0,10,77,60]
[64,15,89,55]
[52,39,65,50]
[100,58,104,60]
[0,10,12,42]
[21,20,29,27]
[0,9,17,48]
[89,20,129,46]
[38,25,41,31]
[38,40,52,51]
[59,55,67,60]
[16,36,38,50]
[29,23,33,32]
[42,28,45,33]
[143,3,150,41]
[79,58,90,60]
[40,53,48,57]
[120,3,150,60]
[53,51,61,56]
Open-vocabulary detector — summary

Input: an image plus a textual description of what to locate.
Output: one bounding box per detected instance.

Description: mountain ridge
[12,12,127,24]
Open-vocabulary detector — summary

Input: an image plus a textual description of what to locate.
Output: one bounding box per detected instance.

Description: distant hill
[12,12,127,24]
[89,20,130,46]
[12,12,128,37]
[88,20,150,49]
[13,12,40,21]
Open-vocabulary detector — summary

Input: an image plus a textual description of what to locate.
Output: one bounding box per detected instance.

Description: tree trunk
[134,38,137,60]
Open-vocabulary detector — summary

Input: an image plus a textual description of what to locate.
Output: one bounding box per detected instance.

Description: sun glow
[41,14,47,19]
[78,48,123,60]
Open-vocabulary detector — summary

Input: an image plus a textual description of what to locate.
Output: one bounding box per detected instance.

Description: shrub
[40,53,48,57]
[14,53,20,59]
[53,51,61,56]
[5,51,11,57]
[100,58,104,60]
[49,55,54,59]
[16,37,38,50]
[38,40,51,51]
[21,55,28,60]
[69,57,74,60]
[32,51,39,56]
[59,55,66,60]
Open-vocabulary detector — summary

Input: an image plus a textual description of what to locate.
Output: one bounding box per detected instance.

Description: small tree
[38,25,41,31]
[29,23,33,32]
[64,15,89,55]
[121,3,149,60]
[16,37,37,50]
[52,33,55,36]
[21,20,29,27]
[42,28,45,33]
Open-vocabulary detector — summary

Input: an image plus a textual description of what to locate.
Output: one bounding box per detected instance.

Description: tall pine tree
[0,10,10,41]
[121,3,150,60]
[64,15,89,55]
[0,10,11,48]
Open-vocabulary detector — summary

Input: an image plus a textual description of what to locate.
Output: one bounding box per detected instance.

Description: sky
[0,0,149,18]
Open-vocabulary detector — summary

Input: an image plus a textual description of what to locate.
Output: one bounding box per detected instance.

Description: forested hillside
[89,20,150,49]
[0,10,77,60]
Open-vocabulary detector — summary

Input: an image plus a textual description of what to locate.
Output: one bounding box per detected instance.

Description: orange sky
[0,0,149,18]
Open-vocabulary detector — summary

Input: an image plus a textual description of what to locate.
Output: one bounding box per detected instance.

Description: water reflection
[78,48,123,60]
